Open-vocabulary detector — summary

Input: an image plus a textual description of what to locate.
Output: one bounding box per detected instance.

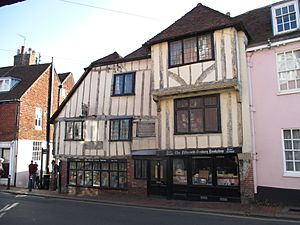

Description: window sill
[35,127,42,131]
[277,90,300,96]
[283,172,300,177]
[174,132,222,136]
[111,93,135,97]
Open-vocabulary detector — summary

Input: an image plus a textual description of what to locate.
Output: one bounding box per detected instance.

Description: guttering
[0,99,20,103]
[247,36,300,52]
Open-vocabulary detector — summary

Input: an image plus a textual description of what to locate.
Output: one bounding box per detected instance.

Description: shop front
[134,147,242,202]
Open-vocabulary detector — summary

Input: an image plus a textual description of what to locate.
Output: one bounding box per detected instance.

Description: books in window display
[217,173,239,186]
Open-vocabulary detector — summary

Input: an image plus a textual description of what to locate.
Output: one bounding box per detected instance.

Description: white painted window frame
[272,0,300,35]
[276,49,300,94]
[32,141,42,161]
[35,107,43,130]
[282,128,300,177]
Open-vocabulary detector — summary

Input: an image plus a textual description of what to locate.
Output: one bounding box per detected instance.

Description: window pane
[119,172,127,189]
[69,162,76,170]
[77,171,84,186]
[170,41,182,66]
[183,37,197,64]
[69,170,76,185]
[284,130,291,139]
[124,74,133,94]
[198,34,212,60]
[216,156,239,186]
[284,140,292,149]
[93,162,100,170]
[77,162,84,170]
[101,162,109,170]
[110,162,118,171]
[110,120,119,140]
[292,129,300,139]
[189,98,203,108]
[74,122,82,139]
[114,75,123,95]
[93,171,100,187]
[110,172,118,188]
[85,162,92,170]
[190,109,203,132]
[285,151,293,160]
[192,157,212,185]
[204,96,217,106]
[295,162,300,171]
[120,119,130,140]
[286,162,294,171]
[205,108,218,132]
[293,140,300,149]
[176,99,189,108]
[65,122,73,139]
[85,171,92,186]
[101,171,109,187]
[294,151,300,160]
[173,159,187,185]
[176,110,189,133]
[119,162,127,171]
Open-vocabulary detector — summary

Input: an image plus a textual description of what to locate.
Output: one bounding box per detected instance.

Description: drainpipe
[46,59,54,175]
[247,53,258,194]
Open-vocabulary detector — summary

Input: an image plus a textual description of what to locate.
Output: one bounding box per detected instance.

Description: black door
[148,159,167,197]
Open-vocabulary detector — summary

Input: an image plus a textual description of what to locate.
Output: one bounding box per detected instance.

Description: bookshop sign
[161,147,242,156]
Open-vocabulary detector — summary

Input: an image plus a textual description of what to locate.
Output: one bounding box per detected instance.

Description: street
[0,192,299,225]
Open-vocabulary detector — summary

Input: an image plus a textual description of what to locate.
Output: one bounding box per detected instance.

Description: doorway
[148,159,167,197]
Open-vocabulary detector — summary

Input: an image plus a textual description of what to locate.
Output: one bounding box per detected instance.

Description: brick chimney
[14,46,37,66]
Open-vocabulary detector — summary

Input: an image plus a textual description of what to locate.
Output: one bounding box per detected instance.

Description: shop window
[174,95,220,134]
[173,158,187,185]
[134,159,147,179]
[68,160,127,189]
[150,160,166,184]
[192,157,212,185]
[215,155,239,186]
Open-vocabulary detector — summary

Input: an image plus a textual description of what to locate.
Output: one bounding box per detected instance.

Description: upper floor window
[272,0,299,35]
[110,118,132,141]
[282,129,300,176]
[0,77,20,92]
[65,121,84,140]
[169,33,213,67]
[277,49,300,93]
[174,95,220,134]
[35,107,42,130]
[112,72,135,96]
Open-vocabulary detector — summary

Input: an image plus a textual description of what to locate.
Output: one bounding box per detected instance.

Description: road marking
[0,212,5,218]
[0,204,10,213]
[0,203,19,213]
[15,194,27,198]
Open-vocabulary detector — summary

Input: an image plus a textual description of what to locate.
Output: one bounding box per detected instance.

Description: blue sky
[0,0,278,81]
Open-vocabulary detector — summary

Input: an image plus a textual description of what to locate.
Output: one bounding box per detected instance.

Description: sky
[0,0,279,82]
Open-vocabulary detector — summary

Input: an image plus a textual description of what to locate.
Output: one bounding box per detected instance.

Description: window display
[215,155,239,186]
[173,159,187,185]
[192,157,212,185]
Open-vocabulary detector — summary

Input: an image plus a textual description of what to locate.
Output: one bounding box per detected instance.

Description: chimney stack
[14,46,37,66]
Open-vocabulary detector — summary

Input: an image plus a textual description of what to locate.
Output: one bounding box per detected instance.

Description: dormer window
[272,0,300,35]
[0,77,20,92]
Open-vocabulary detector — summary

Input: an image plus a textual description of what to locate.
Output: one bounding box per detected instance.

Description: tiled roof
[123,46,150,61]
[58,72,71,83]
[0,0,24,7]
[0,63,50,101]
[90,52,122,67]
[235,0,300,47]
[146,3,239,45]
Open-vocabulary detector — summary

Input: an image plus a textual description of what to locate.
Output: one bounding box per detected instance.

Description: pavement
[1,185,300,222]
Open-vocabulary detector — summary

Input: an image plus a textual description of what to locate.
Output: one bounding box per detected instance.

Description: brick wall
[0,102,18,141]
[238,153,255,204]
[63,75,75,97]
[18,67,61,140]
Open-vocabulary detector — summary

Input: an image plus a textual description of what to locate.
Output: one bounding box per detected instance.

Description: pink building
[239,0,300,206]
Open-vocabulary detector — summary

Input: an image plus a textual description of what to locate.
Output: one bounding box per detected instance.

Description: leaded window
[113,72,135,96]
[110,119,132,141]
[169,34,213,67]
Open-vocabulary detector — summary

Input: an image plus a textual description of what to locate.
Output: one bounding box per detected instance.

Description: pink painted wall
[249,42,300,190]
